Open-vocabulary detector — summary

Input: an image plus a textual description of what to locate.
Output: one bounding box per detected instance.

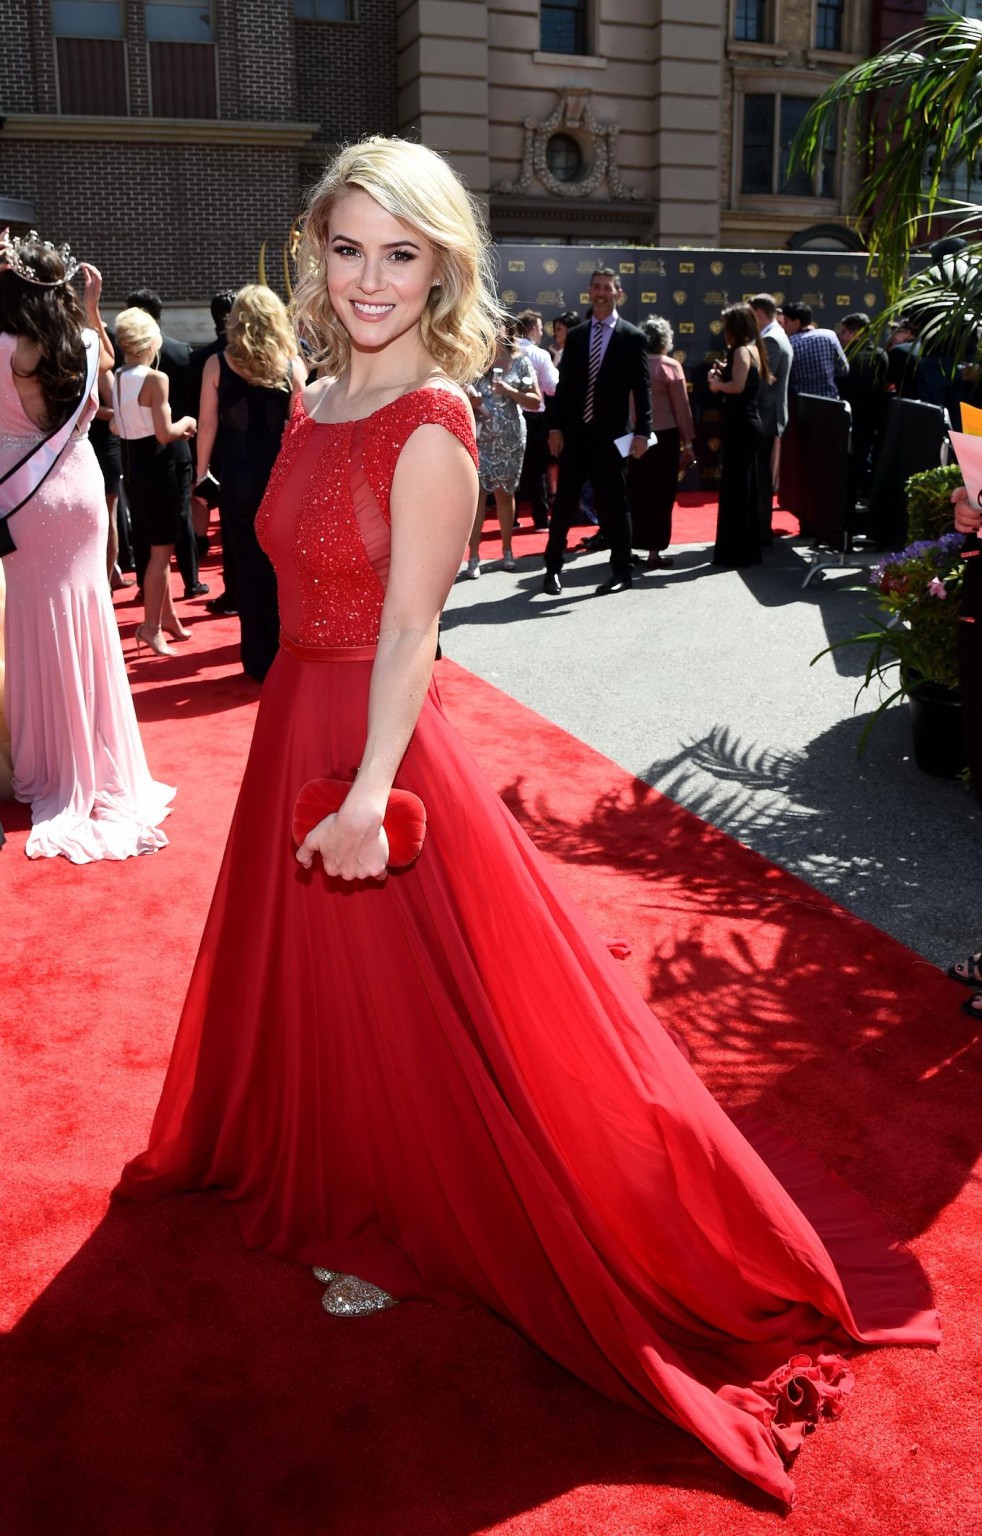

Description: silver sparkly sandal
[321,1274,399,1317]
[312,1266,346,1285]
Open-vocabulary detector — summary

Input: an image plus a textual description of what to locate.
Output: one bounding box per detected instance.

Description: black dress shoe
[542,572,562,595]
[595,576,633,595]
[183,581,210,598]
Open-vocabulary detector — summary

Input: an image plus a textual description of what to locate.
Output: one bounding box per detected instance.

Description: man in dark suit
[545,269,652,595]
[127,287,207,598]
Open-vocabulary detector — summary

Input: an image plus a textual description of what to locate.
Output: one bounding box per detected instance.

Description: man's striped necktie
[583,320,604,423]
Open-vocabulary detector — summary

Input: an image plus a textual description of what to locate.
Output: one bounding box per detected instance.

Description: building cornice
[490,193,657,235]
[0,114,320,148]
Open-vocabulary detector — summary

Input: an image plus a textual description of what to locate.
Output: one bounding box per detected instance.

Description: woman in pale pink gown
[0,233,173,861]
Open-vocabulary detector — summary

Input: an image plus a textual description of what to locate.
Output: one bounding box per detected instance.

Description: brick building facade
[0,1,931,333]
[0,0,397,321]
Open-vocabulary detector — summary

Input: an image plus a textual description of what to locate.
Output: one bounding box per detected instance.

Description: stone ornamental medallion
[493,88,642,202]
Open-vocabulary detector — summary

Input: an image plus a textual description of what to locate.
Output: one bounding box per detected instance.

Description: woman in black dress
[709,303,771,568]
[195,285,305,681]
[112,307,197,655]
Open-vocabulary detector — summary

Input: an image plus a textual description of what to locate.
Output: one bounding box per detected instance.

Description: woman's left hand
[296,788,390,881]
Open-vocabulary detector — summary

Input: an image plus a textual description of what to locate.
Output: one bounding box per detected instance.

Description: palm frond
[792,16,982,297]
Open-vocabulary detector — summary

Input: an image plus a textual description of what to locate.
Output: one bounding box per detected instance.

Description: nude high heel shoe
[135,623,176,658]
[161,616,192,641]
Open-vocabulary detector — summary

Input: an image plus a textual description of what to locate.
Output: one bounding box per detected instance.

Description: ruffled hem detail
[757,1352,855,1462]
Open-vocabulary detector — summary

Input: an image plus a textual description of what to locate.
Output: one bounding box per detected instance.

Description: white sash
[0,328,100,518]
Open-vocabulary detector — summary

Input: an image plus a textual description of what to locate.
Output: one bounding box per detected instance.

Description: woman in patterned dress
[464,323,540,576]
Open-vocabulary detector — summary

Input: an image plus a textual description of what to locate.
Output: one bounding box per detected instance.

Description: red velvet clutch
[292,778,427,868]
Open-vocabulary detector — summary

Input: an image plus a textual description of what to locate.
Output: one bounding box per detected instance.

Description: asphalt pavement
[441,528,981,971]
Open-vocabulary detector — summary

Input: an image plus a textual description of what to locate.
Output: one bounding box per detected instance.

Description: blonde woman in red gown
[119,138,937,1508]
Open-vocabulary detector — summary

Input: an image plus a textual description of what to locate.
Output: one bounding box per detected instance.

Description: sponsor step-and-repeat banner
[492,245,891,485]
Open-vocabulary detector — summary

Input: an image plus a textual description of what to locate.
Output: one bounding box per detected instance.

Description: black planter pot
[908,680,966,778]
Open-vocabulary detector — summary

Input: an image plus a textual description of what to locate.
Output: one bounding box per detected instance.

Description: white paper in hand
[614,431,658,457]
[948,431,982,509]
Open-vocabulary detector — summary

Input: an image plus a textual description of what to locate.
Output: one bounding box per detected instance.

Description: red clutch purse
[292,778,427,868]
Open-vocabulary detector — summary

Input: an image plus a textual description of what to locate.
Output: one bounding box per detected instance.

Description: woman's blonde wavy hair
[226,284,295,390]
[114,306,162,362]
[292,137,501,386]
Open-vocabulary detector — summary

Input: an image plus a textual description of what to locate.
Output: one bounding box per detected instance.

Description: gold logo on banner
[619,261,635,274]
[807,263,820,277]
[580,292,590,304]
[741,260,765,277]
[836,263,859,279]
[679,261,695,273]
[711,260,724,276]
[708,437,721,452]
[641,291,658,303]
[865,292,876,307]
[674,350,687,363]
[640,258,666,275]
[836,294,851,306]
[576,260,595,274]
[709,320,724,335]
[774,291,785,305]
[536,291,562,304]
[673,290,687,304]
[703,291,726,305]
[502,289,517,304]
[543,258,558,274]
[507,260,525,271]
[802,291,825,308]
[679,322,694,333]
[778,264,792,276]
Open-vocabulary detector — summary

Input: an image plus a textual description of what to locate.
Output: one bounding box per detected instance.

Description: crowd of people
[4,210,980,866]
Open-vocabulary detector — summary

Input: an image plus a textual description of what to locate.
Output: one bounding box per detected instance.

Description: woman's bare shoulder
[300,373,335,417]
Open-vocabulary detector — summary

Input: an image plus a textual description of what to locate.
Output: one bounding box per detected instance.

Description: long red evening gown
[119,386,938,1507]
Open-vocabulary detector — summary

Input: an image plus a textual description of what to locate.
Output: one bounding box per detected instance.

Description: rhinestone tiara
[0,228,80,287]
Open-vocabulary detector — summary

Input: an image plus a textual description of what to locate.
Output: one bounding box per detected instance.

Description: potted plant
[813,530,967,775]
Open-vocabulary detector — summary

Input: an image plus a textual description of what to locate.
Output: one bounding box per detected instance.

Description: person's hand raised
[80,262,103,313]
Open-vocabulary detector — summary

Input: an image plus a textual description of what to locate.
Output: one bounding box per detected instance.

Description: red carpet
[1,529,978,1536]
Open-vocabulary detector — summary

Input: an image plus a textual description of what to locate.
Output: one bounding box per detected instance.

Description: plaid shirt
[788,329,849,399]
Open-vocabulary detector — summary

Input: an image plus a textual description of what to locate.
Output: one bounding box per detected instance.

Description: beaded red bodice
[257,385,478,648]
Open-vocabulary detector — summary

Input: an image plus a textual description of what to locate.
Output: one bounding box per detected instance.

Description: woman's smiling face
[326,188,439,353]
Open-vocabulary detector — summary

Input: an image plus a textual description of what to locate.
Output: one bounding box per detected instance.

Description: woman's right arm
[194,353,220,477]
[144,371,196,445]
